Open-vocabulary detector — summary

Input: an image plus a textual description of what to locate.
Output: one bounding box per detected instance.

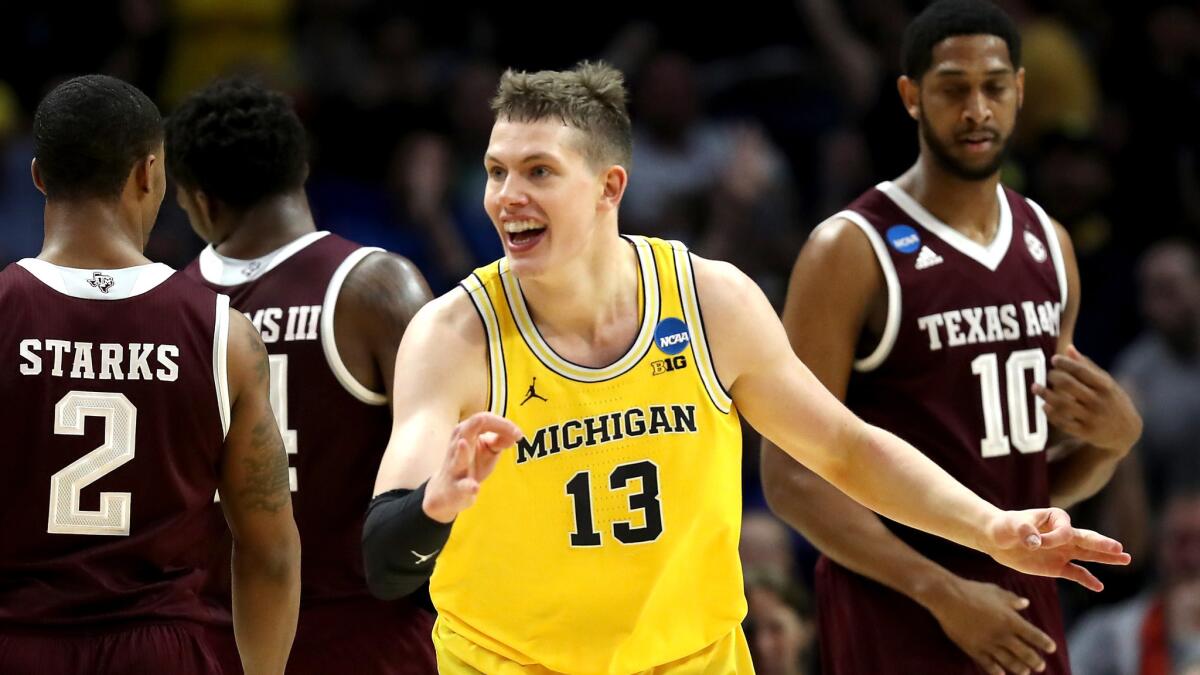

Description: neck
[518,225,639,353]
[213,192,317,259]
[38,198,149,269]
[895,155,1002,241]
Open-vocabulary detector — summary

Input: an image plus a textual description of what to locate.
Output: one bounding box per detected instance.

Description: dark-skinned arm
[333,252,433,401]
[1034,220,1141,509]
[219,310,302,675]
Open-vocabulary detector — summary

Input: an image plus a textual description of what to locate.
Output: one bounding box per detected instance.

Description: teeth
[504,220,546,233]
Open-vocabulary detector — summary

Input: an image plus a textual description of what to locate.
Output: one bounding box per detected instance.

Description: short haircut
[166,78,308,209]
[901,0,1022,79]
[33,75,163,200]
[491,61,633,170]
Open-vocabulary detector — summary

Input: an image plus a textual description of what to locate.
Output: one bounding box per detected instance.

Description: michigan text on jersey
[516,404,698,464]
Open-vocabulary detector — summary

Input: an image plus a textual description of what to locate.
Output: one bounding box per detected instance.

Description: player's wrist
[421,478,459,524]
[903,563,960,611]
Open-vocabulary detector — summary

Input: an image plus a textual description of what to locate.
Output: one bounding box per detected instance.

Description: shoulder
[689,254,761,310]
[802,214,879,266]
[394,286,488,413]
[402,286,486,357]
[339,251,430,311]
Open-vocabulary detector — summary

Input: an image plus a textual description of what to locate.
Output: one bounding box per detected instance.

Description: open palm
[987,507,1131,591]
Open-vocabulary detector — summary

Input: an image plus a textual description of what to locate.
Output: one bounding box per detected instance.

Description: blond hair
[491,61,632,170]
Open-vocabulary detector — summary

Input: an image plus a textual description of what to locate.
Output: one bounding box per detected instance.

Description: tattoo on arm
[243,315,270,384]
[238,415,292,513]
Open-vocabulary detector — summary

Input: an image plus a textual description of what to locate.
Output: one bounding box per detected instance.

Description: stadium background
[0,1,1196,671]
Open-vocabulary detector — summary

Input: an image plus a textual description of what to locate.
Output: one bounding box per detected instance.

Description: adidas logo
[915,246,943,270]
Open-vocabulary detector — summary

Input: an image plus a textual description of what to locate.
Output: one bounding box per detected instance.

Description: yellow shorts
[432,617,755,674]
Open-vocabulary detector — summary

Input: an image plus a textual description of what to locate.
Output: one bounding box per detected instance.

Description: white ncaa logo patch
[1024,231,1047,263]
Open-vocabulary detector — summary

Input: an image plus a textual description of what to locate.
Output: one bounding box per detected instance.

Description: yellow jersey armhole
[459,274,508,417]
[667,241,734,414]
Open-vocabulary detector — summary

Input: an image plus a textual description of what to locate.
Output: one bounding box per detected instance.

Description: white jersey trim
[198,231,330,287]
[499,235,659,383]
[320,247,389,405]
[877,181,1013,272]
[17,259,175,300]
[669,240,734,414]
[461,275,508,417]
[1025,198,1069,308]
[214,294,232,439]
[835,211,903,373]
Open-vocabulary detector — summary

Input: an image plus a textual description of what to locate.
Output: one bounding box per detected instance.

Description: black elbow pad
[362,481,453,600]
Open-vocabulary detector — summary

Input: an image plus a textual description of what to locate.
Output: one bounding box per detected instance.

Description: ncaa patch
[653,317,691,356]
[886,225,921,254]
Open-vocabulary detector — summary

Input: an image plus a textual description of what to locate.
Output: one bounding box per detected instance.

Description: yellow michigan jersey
[431,236,747,674]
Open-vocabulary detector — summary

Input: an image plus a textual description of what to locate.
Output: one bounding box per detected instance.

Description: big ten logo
[651,355,688,375]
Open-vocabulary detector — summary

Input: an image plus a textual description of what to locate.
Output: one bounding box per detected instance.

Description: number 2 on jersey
[972,348,1048,458]
[565,460,663,547]
[47,391,137,536]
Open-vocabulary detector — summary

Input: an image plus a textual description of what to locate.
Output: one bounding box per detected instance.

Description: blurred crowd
[0,1,1197,672]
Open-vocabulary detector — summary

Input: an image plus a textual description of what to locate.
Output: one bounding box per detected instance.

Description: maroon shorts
[0,620,221,675]
[815,556,1071,675]
[207,596,436,675]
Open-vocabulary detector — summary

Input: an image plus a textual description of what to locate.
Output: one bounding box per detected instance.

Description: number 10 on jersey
[972,348,1048,457]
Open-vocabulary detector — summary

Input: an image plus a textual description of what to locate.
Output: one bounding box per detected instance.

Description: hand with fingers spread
[985,507,1131,591]
[925,577,1055,675]
[1031,345,1142,454]
[422,412,524,524]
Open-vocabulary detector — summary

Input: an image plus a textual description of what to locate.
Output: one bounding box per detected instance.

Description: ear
[133,153,157,194]
[194,189,218,225]
[598,164,629,214]
[897,75,921,121]
[1015,67,1025,110]
[30,158,47,196]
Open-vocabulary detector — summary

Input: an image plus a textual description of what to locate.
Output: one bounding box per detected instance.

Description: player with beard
[762,1,1142,674]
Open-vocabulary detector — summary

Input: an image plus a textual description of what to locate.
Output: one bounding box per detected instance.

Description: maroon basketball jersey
[0,259,229,627]
[183,232,393,603]
[842,181,1067,569]
[814,182,1073,674]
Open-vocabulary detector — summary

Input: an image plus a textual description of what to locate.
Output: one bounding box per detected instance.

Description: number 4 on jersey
[267,354,298,491]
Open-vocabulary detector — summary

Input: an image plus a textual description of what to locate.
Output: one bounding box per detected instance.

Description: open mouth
[504,220,547,252]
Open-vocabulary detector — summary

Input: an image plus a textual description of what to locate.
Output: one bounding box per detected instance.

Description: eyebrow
[484,152,557,165]
[932,67,1014,77]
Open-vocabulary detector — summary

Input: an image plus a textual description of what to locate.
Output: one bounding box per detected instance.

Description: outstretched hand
[986,507,1131,591]
[422,412,523,523]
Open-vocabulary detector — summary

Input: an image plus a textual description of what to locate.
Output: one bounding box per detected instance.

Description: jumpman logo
[520,377,548,406]
[411,549,439,565]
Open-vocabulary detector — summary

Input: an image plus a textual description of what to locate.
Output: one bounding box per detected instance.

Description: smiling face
[902,34,1024,181]
[483,117,618,279]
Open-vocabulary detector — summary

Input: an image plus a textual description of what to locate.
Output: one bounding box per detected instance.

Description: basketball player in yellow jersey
[362,62,1131,674]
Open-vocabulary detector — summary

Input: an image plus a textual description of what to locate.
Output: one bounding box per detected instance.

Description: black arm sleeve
[362,481,454,600]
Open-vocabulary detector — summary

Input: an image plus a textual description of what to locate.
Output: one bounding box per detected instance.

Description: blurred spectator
[159,0,295,107]
[741,510,797,581]
[0,79,42,266]
[624,51,799,304]
[1017,15,1101,145]
[1070,489,1200,675]
[744,569,817,675]
[1026,130,1138,364]
[1114,240,1200,514]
